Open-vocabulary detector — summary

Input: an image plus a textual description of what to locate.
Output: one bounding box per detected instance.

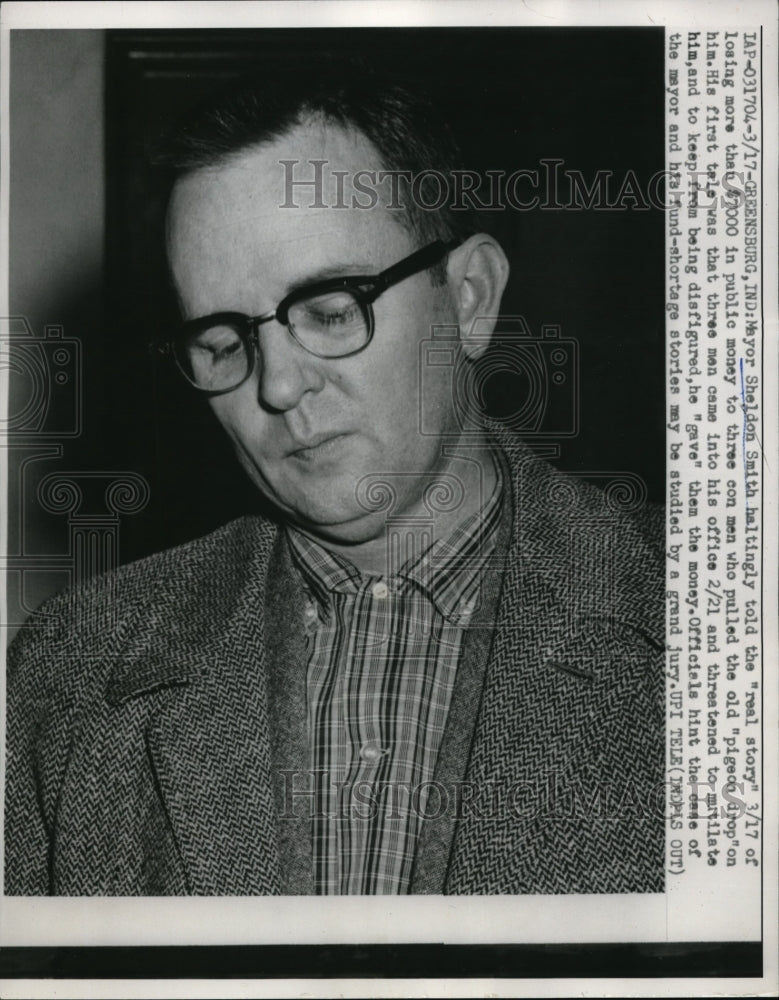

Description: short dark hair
[158,62,478,282]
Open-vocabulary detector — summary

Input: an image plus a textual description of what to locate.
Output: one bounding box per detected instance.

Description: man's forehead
[169,119,387,227]
[168,120,415,254]
[166,118,414,309]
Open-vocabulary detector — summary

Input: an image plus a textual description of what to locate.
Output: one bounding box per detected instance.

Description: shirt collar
[287,529,361,611]
[398,451,503,622]
[287,448,505,625]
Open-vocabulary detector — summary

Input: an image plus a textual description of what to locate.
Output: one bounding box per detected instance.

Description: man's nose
[254,321,325,412]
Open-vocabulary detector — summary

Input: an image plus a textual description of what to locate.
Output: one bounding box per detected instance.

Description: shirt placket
[339,576,397,893]
[306,585,351,895]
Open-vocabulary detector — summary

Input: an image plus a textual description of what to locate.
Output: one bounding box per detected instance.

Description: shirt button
[371,581,389,600]
[359,742,383,763]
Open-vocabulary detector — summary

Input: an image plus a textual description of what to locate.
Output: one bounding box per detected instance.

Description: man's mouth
[289,432,351,461]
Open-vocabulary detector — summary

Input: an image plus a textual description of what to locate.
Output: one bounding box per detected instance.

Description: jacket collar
[105,516,277,705]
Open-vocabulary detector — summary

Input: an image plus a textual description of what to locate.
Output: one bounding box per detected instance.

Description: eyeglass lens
[176,288,371,391]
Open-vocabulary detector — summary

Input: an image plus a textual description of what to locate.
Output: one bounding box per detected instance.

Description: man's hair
[158,61,478,282]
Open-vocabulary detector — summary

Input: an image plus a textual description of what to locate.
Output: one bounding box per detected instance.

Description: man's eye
[295,292,363,334]
[311,305,361,327]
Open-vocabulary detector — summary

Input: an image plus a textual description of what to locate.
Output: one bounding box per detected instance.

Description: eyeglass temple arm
[370,239,461,297]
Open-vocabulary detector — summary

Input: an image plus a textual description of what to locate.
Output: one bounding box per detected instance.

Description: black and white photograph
[0,1,775,997]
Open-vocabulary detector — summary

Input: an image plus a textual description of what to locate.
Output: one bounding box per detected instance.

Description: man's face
[167,120,461,544]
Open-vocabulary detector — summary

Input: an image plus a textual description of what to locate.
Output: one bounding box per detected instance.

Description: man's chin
[247,457,410,545]
[286,506,388,547]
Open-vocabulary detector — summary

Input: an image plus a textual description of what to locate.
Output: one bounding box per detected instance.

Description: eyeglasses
[157,238,459,395]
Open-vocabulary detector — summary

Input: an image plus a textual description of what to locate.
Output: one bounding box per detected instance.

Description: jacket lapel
[444,434,665,893]
[263,531,315,894]
[106,517,283,895]
[410,452,514,893]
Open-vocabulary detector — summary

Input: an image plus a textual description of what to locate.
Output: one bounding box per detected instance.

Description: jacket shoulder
[497,429,666,645]
[8,514,277,684]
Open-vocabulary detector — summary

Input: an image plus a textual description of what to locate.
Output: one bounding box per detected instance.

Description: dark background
[9,27,665,581]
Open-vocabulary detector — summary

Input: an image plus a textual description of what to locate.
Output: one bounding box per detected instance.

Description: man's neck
[293,436,499,578]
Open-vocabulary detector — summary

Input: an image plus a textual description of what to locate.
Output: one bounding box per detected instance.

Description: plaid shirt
[287,461,503,895]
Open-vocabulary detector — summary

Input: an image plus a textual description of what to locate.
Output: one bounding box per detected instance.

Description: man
[5,66,665,895]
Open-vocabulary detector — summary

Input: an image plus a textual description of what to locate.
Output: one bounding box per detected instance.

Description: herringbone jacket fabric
[5,431,666,895]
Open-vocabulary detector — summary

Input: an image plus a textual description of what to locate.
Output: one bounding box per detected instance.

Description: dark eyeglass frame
[155,238,460,395]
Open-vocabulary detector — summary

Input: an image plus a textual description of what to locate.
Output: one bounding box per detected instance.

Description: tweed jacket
[5,430,666,895]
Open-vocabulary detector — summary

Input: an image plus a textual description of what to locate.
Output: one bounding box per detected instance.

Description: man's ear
[446,234,510,360]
